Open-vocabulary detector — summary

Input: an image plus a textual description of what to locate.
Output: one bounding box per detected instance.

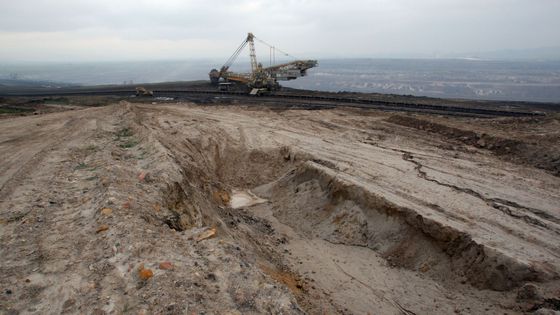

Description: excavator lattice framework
[209,33,317,93]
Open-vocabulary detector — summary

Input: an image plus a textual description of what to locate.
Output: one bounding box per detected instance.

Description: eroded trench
[260,162,546,290]
[142,130,552,311]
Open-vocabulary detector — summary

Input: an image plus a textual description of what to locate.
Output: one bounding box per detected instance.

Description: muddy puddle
[229,190,268,209]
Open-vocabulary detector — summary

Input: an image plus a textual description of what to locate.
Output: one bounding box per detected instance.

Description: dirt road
[1,102,559,314]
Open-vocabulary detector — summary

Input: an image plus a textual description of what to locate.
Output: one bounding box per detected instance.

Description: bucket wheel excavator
[209,33,317,94]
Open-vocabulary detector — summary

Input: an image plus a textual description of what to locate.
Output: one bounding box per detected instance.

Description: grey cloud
[0,0,559,61]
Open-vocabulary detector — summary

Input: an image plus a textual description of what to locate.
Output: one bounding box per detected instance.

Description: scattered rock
[139,267,154,281]
[159,262,174,270]
[419,263,430,273]
[166,303,178,312]
[213,190,231,205]
[91,308,107,315]
[477,139,486,147]
[62,298,76,310]
[517,283,543,301]
[100,208,112,216]
[138,172,146,181]
[194,227,217,242]
[96,224,109,233]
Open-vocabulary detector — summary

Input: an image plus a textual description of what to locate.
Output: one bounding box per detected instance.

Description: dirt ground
[1,101,559,314]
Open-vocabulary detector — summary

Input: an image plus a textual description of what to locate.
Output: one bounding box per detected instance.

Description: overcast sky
[1,0,559,62]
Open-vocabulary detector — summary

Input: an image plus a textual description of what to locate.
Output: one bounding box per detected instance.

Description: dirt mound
[386,115,560,176]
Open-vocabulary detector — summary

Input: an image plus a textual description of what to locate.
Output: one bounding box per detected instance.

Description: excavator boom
[264,60,318,81]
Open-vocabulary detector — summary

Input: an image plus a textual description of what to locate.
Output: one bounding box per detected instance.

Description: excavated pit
[160,132,548,292]
[250,161,551,291]
[125,102,559,314]
[109,104,560,311]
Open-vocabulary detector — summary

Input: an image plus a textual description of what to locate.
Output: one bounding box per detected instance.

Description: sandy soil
[1,101,559,314]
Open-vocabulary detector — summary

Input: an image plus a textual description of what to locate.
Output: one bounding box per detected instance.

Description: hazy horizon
[2,50,560,64]
[1,0,560,62]
[2,59,559,103]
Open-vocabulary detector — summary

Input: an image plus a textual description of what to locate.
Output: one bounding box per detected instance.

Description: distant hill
[0,79,78,94]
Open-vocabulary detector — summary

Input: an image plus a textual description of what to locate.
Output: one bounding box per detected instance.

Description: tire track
[0,117,82,203]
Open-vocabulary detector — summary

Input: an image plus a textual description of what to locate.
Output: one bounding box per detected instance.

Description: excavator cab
[209,69,220,85]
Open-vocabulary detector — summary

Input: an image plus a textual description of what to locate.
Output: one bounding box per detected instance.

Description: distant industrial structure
[209,33,317,94]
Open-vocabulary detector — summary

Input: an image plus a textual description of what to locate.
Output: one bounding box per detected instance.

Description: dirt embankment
[0,104,301,314]
[259,161,553,291]
[1,102,560,314]
[386,115,560,176]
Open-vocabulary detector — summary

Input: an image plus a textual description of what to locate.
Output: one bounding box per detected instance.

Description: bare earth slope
[1,102,559,314]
